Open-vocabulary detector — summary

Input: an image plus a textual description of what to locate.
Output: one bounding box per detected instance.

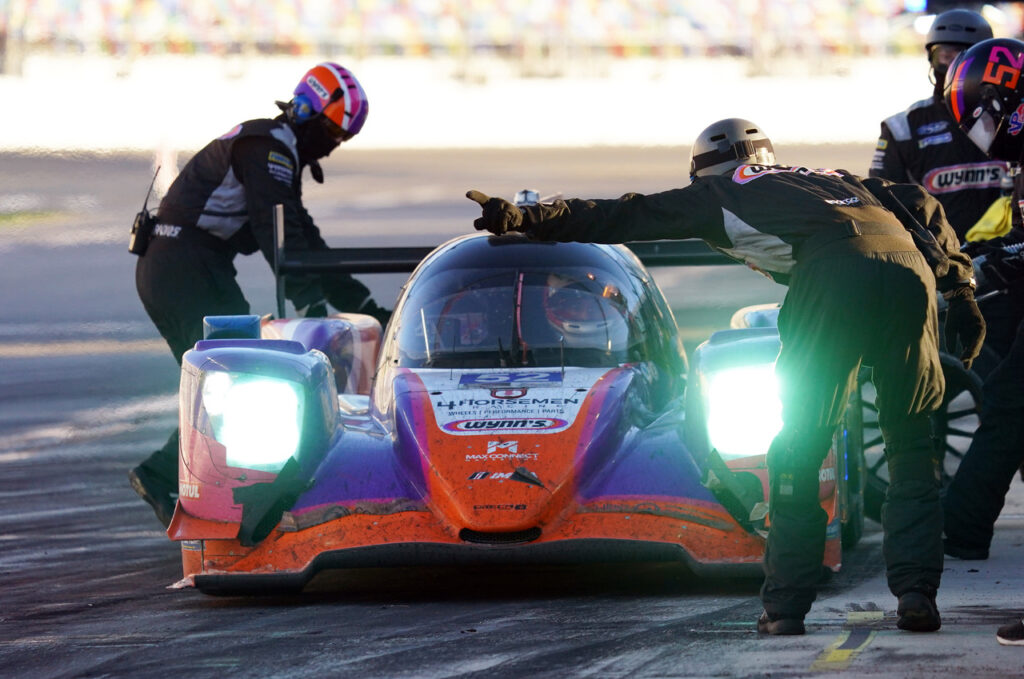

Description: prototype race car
[168,232,865,594]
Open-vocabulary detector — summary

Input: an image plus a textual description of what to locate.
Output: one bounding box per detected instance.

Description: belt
[799,220,915,260]
[151,223,234,254]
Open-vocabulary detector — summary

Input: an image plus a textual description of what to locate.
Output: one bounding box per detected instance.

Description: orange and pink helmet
[289,62,369,141]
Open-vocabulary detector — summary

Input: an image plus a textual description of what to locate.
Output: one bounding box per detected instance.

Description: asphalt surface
[4,146,1024,678]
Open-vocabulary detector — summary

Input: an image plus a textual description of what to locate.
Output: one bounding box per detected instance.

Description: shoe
[128,465,177,528]
[997,619,1024,645]
[757,611,805,636]
[944,538,989,560]
[896,591,941,632]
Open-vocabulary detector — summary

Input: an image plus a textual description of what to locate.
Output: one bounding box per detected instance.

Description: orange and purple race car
[167,231,867,594]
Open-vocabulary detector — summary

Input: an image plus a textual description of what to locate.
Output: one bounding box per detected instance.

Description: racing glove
[297,300,328,318]
[466,190,523,236]
[943,287,986,370]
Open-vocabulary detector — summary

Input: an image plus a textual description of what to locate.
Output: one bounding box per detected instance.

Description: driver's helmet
[543,273,628,350]
[288,62,369,141]
[925,9,992,80]
[689,118,775,179]
[944,38,1024,162]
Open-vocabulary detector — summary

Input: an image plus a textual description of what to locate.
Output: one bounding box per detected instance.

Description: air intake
[459,527,542,545]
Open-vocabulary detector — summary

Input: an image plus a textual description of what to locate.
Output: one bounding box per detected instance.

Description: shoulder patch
[267,150,295,184]
[876,138,888,150]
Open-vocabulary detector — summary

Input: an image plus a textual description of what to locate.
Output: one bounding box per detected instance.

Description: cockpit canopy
[390,235,684,372]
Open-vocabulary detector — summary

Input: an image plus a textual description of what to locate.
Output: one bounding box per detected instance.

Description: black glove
[296,300,328,318]
[466,190,523,236]
[944,287,986,370]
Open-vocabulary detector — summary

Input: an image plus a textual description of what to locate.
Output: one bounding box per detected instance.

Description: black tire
[860,353,983,523]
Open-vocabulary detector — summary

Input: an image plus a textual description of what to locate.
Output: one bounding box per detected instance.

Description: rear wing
[271,204,735,318]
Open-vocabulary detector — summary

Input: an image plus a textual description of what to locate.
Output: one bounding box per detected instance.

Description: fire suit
[511,165,975,618]
[870,94,1008,240]
[134,117,388,500]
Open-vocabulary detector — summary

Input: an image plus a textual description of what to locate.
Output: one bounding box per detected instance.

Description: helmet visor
[964,109,1001,155]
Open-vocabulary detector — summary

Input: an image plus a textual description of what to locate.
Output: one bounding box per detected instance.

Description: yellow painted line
[810,611,883,672]
[0,339,167,358]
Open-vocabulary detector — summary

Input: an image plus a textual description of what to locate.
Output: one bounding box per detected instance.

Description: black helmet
[925,9,993,52]
[944,38,1024,162]
[688,118,775,179]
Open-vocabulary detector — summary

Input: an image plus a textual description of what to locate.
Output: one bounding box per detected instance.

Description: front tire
[860,354,983,522]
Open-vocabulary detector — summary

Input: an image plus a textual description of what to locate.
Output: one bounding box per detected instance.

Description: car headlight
[705,363,782,460]
[201,371,305,472]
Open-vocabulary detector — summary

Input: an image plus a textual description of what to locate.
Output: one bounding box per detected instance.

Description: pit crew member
[870,8,1007,241]
[129,62,391,527]
[467,117,983,636]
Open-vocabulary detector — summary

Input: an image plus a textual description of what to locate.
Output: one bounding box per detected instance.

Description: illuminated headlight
[201,371,305,471]
[705,364,782,460]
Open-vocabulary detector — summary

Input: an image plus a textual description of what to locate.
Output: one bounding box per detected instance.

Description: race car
[168,232,865,594]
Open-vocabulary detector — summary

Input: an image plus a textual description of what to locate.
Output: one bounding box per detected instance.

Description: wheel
[860,354,983,523]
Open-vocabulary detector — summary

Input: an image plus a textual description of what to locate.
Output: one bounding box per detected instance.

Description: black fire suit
[509,165,974,618]
[134,117,388,501]
[870,94,1008,240]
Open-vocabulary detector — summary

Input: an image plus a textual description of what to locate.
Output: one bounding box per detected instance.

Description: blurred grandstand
[1,1,1022,76]
[1,2,1022,153]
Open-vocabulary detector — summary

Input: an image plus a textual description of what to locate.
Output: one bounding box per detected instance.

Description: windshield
[395,266,639,369]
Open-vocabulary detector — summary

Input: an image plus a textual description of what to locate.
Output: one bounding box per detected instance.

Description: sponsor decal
[217,124,243,140]
[916,121,949,136]
[819,467,836,483]
[466,452,539,462]
[179,482,200,499]
[268,151,294,169]
[443,417,567,432]
[306,75,331,101]
[488,440,517,454]
[491,388,527,399]
[436,397,579,409]
[917,132,953,149]
[182,540,203,552]
[459,371,561,387]
[875,138,888,150]
[823,196,861,206]
[153,224,181,238]
[267,151,295,185]
[468,471,514,480]
[467,468,544,487]
[732,165,843,184]
[921,162,1005,193]
[474,504,528,511]
[1010,103,1024,137]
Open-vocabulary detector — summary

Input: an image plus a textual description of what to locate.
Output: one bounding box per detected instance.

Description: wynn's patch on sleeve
[267,151,295,184]
[875,138,888,150]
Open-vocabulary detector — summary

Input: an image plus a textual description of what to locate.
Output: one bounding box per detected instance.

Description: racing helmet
[944,38,1024,162]
[925,9,992,81]
[288,62,369,141]
[543,273,627,350]
[925,9,992,52]
[689,118,775,179]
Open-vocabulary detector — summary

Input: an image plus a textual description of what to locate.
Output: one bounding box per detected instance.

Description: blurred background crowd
[2,1,1024,75]
[3,1,1024,152]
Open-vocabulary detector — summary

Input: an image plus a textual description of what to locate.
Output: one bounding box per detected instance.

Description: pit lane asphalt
[4,146,1024,678]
